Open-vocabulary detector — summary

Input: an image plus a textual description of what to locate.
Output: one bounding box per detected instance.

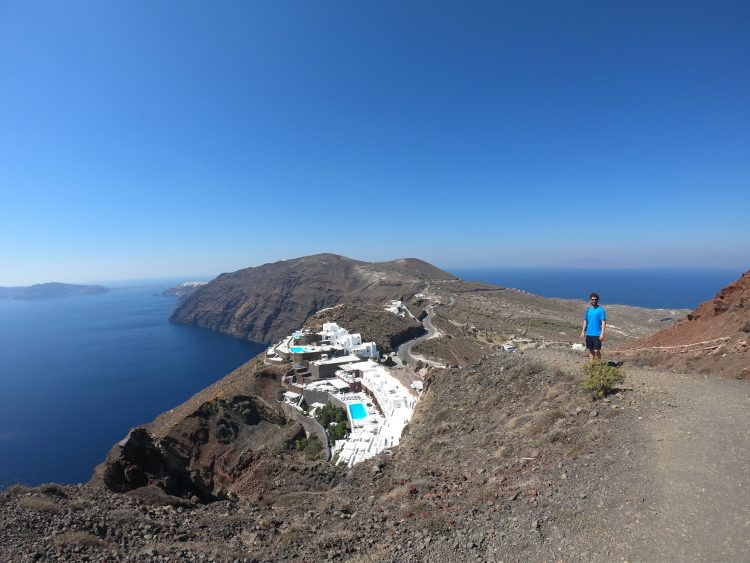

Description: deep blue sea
[447,268,746,310]
[0,281,264,489]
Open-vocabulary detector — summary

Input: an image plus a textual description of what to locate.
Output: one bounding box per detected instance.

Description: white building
[352,360,417,416]
[318,322,378,359]
[385,300,406,317]
[330,360,417,467]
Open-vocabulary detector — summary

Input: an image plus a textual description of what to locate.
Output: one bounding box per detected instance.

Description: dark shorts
[586,335,602,350]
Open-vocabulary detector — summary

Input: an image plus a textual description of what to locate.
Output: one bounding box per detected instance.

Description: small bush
[39,483,68,498]
[53,531,103,547]
[304,438,322,460]
[3,483,30,497]
[529,408,563,435]
[18,496,62,514]
[580,362,624,399]
[295,436,323,461]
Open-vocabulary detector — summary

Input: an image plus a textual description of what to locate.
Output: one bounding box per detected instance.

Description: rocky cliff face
[170,254,455,344]
[90,361,335,503]
[616,269,750,378]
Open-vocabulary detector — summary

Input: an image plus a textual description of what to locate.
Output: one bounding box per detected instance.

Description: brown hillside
[616,270,750,378]
[170,254,455,344]
[303,304,425,354]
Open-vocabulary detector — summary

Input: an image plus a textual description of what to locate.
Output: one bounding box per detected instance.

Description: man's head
[589,292,600,307]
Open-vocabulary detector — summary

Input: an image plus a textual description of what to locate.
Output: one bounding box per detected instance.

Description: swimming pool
[290,346,306,353]
[348,403,367,420]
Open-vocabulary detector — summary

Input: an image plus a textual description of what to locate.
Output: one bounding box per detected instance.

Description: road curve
[397,302,440,366]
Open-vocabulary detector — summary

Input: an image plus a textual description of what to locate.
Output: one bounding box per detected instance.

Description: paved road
[397,302,440,366]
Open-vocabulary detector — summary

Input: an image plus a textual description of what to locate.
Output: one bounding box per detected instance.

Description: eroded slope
[170,254,455,344]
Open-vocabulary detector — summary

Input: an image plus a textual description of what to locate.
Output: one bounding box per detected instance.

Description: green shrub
[295,436,323,461]
[580,362,624,399]
[315,402,346,427]
[303,437,323,460]
[327,421,348,444]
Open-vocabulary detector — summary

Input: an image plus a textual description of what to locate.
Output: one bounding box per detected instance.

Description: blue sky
[1,1,748,285]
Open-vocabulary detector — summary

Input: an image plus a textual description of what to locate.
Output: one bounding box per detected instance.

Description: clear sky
[1,1,748,285]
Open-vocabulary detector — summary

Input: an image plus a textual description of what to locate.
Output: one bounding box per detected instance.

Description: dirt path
[531,348,750,561]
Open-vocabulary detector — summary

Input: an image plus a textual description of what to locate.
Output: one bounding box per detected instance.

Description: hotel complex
[266,322,419,466]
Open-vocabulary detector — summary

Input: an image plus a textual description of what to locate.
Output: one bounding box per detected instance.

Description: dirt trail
[532,349,750,562]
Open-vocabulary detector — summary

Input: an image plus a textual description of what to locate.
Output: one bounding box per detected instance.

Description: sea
[0,268,745,489]
[0,281,264,489]
[447,268,745,310]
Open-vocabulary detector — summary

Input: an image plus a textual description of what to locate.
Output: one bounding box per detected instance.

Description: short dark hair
[590,292,600,300]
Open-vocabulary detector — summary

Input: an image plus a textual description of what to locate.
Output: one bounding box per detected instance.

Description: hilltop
[170,254,455,344]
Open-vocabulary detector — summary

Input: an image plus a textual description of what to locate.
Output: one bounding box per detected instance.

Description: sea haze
[0,282,264,489]
[446,268,745,310]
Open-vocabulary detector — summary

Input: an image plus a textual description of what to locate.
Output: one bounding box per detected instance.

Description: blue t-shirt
[584,306,606,336]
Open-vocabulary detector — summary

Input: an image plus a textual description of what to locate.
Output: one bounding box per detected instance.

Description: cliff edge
[169,254,456,344]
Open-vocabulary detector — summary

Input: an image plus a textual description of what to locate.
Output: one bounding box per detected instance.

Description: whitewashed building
[318,322,378,359]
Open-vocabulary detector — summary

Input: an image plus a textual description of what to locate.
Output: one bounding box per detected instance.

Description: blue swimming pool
[348,403,367,420]
[290,346,306,353]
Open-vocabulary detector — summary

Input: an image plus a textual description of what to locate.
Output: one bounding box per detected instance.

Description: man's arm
[581,317,587,339]
[599,320,606,341]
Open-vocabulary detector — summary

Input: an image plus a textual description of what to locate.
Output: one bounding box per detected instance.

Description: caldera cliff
[169,253,456,344]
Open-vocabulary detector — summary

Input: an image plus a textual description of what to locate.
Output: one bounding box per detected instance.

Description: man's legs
[585,335,602,362]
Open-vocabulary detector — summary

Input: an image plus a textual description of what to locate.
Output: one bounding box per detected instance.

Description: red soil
[616,270,750,378]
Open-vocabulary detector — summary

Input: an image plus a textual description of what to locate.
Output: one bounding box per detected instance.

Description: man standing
[581,292,606,362]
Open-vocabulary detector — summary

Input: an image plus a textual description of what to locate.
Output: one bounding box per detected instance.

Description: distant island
[0,282,110,300]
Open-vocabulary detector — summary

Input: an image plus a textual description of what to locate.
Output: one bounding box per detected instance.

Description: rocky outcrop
[616,269,750,377]
[92,395,303,502]
[93,427,202,498]
[170,254,455,344]
[90,361,314,502]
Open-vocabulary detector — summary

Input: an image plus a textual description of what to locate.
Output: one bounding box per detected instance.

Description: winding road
[397,294,446,366]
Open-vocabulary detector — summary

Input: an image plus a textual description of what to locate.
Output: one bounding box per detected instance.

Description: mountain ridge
[170,254,456,344]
